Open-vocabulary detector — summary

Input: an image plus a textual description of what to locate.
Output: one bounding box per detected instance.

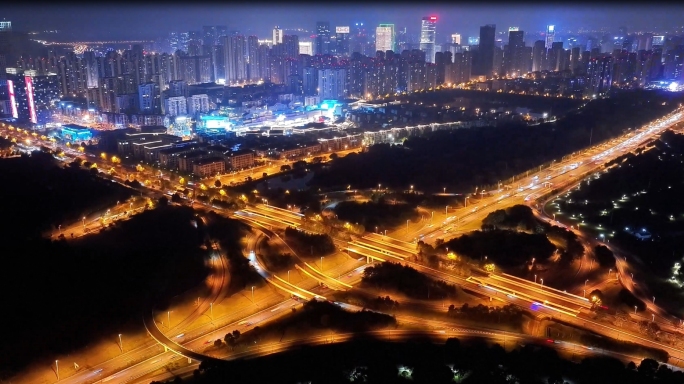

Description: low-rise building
[117,132,181,158]
[225,149,255,170]
[178,150,208,172]
[276,142,322,160]
[193,157,226,177]
[158,143,203,169]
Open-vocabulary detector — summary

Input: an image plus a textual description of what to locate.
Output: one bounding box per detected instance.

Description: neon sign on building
[25,76,37,124]
[7,80,18,119]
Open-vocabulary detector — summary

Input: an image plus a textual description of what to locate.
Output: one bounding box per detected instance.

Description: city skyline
[4,4,684,41]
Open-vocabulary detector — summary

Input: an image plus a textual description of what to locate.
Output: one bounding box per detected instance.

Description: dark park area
[549,130,684,316]
[190,336,680,384]
[362,262,458,300]
[312,90,683,194]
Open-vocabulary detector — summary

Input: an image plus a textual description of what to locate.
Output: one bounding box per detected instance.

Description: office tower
[6,69,59,125]
[138,82,161,114]
[545,25,555,49]
[350,23,373,56]
[317,68,346,99]
[273,26,283,45]
[505,29,525,76]
[451,33,462,45]
[586,56,612,97]
[223,35,247,84]
[376,24,395,53]
[315,21,331,55]
[475,24,496,77]
[420,16,437,63]
[334,26,350,56]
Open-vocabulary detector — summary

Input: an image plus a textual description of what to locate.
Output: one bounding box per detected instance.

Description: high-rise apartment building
[164,96,187,116]
[317,68,346,99]
[138,82,161,114]
[273,26,283,45]
[532,40,546,72]
[375,24,395,53]
[223,35,247,83]
[451,34,461,45]
[419,16,437,63]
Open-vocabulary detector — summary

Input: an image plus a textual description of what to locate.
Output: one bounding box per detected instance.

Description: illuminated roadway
[4,108,684,382]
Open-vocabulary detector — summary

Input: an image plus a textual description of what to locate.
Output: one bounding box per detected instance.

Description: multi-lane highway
[5,107,684,383]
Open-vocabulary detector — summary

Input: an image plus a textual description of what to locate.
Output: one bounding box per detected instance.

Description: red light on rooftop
[430,16,437,20]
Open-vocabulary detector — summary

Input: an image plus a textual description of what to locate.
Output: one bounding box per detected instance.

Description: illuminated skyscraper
[545,25,555,49]
[375,24,395,53]
[315,22,331,55]
[6,69,59,125]
[475,24,496,77]
[505,29,525,76]
[420,16,437,63]
[273,26,283,45]
[451,34,461,45]
[222,35,247,84]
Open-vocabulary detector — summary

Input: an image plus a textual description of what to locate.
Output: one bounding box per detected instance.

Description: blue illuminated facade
[60,124,93,143]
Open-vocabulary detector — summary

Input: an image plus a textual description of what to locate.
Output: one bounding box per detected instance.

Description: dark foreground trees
[191,336,681,384]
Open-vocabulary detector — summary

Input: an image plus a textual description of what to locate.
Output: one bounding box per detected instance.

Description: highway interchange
[4,106,684,383]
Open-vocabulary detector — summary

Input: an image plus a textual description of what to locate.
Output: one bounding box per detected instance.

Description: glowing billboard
[25,76,37,124]
[336,26,349,34]
[7,80,18,119]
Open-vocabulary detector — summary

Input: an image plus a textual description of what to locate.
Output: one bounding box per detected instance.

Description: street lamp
[431,211,434,223]
[443,187,446,194]
[118,334,123,353]
[445,205,449,217]
[534,274,537,283]
[55,360,59,381]
[320,257,324,271]
[464,196,469,207]
[210,302,213,320]
[82,216,86,228]
[167,311,171,329]
[653,296,656,304]
[585,279,588,289]
[634,306,637,314]
[288,270,291,283]
[252,286,255,303]
[406,219,409,233]
[652,313,655,322]
[540,278,544,288]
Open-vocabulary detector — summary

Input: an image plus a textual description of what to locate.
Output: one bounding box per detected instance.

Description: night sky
[5,4,684,41]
